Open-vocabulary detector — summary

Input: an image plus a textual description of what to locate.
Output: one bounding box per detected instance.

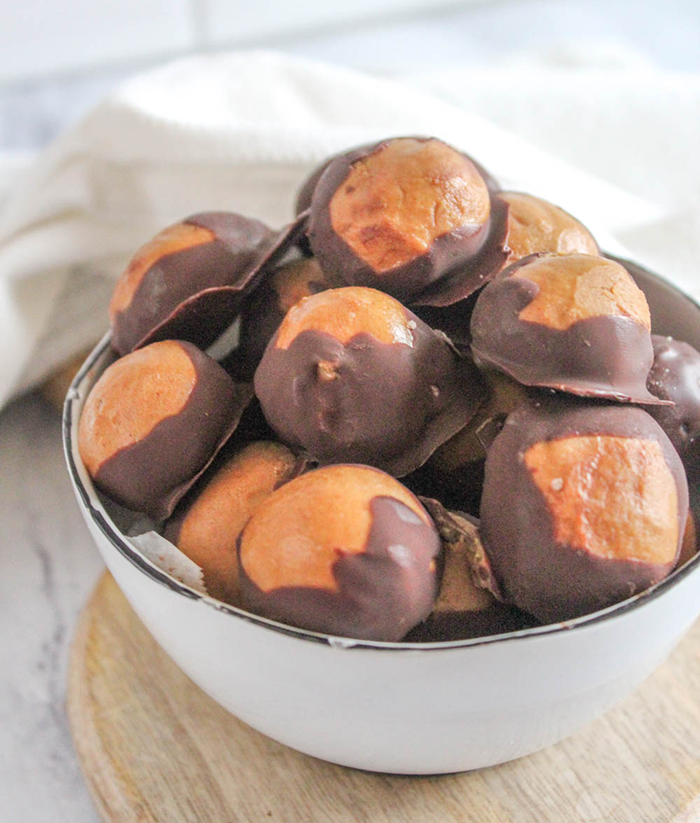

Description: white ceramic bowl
[64,265,700,775]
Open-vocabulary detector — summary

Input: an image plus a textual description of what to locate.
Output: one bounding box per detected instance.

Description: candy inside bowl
[63,138,700,774]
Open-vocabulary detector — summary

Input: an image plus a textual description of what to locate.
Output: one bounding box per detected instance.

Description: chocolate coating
[425,370,535,512]
[412,291,479,352]
[308,137,499,302]
[296,160,329,220]
[240,486,440,642]
[216,395,277,449]
[254,292,487,476]
[647,334,700,471]
[86,342,252,520]
[111,212,307,355]
[404,604,534,642]
[406,501,532,641]
[410,193,510,308]
[470,254,665,404]
[419,497,501,596]
[295,154,352,256]
[480,398,689,623]
[229,257,332,380]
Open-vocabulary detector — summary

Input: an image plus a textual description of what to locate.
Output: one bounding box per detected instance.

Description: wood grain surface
[68,572,700,823]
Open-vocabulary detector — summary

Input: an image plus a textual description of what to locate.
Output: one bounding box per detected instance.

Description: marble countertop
[2,2,699,820]
[1,394,103,822]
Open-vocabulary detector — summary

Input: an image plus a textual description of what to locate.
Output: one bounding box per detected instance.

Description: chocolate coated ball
[501,192,599,264]
[230,256,333,379]
[406,504,534,641]
[78,340,248,519]
[164,441,304,604]
[647,335,700,472]
[254,286,487,476]
[109,213,277,354]
[109,212,309,356]
[238,464,441,641]
[471,253,663,404]
[480,398,688,623]
[308,137,495,301]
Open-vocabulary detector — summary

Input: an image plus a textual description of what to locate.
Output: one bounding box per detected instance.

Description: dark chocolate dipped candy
[164,441,305,604]
[647,335,700,472]
[228,256,334,380]
[308,137,500,302]
[470,253,665,404]
[408,192,510,309]
[406,191,511,342]
[426,370,533,512]
[78,340,252,520]
[296,160,330,220]
[110,212,306,355]
[480,398,689,624]
[219,395,276,449]
[238,464,441,641]
[297,142,501,219]
[500,192,599,265]
[254,286,487,476]
[406,501,533,642]
[295,152,351,257]
[411,292,480,353]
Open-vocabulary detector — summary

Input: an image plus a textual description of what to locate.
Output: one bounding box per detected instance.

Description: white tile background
[0,0,196,81]
[3,0,699,87]
[199,0,469,47]
[0,0,472,83]
[2,0,699,153]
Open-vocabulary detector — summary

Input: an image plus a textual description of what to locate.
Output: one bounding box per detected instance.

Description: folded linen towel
[1,49,693,409]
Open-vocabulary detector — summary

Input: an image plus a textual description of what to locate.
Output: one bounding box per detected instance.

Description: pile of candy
[78,136,700,642]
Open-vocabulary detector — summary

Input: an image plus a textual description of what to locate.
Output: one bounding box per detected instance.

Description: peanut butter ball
[109,212,306,355]
[294,148,374,256]
[480,399,689,623]
[229,257,334,379]
[647,335,700,473]
[164,441,304,604]
[297,143,500,219]
[406,504,534,642]
[308,137,498,301]
[501,192,599,264]
[471,253,664,404]
[238,465,441,641]
[254,286,487,476]
[78,340,250,519]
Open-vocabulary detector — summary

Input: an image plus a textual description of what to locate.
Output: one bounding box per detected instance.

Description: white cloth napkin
[0,49,696,408]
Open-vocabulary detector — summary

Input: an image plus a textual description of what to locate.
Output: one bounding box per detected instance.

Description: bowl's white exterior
[64,266,700,775]
[80,518,700,774]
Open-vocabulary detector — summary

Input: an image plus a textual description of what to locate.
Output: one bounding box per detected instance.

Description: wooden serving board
[68,572,700,823]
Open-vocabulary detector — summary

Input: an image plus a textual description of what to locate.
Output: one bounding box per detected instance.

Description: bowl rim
[63,267,700,652]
